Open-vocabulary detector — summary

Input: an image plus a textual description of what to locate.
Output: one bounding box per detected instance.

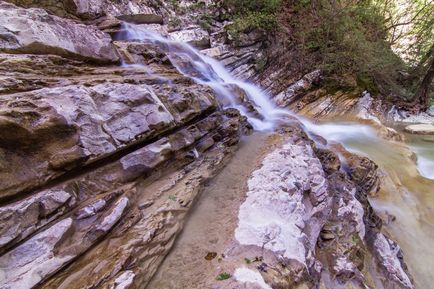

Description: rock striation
[0,1,119,62]
[0,1,417,289]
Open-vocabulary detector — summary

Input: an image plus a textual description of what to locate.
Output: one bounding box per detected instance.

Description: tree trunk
[412,56,434,111]
[413,44,434,74]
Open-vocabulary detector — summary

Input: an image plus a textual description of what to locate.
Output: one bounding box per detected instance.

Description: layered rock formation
[0,1,251,288]
[0,1,418,289]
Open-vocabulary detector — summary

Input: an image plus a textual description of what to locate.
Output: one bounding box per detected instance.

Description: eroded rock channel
[0,1,430,289]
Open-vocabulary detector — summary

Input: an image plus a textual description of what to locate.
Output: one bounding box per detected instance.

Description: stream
[117,24,433,289]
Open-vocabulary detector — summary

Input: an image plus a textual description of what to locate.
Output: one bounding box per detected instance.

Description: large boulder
[0,1,119,62]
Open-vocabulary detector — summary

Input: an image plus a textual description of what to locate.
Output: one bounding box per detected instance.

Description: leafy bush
[223,0,282,35]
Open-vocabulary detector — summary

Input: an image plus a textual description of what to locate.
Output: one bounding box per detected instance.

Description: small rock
[205,252,217,260]
[404,124,434,135]
[320,232,335,241]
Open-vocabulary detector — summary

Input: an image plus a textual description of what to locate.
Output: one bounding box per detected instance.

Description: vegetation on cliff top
[222,0,433,111]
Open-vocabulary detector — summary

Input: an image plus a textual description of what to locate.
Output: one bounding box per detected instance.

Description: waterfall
[116,24,374,138]
[117,23,292,131]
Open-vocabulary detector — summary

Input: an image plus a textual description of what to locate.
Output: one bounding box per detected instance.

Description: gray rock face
[67,0,164,22]
[169,27,210,49]
[372,233,414,289]
[0,79,219,200]
[5,0,164,21]
[235,141,331,269]
[0,1,119,62]
[0,218,74,289]
[231,128,414,289]
[0,189,73,253]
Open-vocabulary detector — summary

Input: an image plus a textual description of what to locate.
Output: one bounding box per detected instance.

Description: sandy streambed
[147,132,280,289]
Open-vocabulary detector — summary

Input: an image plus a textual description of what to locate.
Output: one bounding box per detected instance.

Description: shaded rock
[0,1,119,62]
[0,194,130,289]
[116,13,163,25]
[35,112,246,289]
[96,17,122,30]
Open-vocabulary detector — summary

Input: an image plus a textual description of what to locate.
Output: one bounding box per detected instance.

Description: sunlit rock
[0,1,119,62]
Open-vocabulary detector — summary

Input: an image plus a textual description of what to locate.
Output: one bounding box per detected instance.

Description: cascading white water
[118,23,292,131]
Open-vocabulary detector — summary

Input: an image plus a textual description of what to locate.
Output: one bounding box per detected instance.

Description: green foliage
[197,14,213,31]
[291,0,409,95]
[255,57,267,72]
[216,272,232,281]
[227,11,277,33]
[223,0,282,35]
[168,17,182,28]
[223,0,281,15]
